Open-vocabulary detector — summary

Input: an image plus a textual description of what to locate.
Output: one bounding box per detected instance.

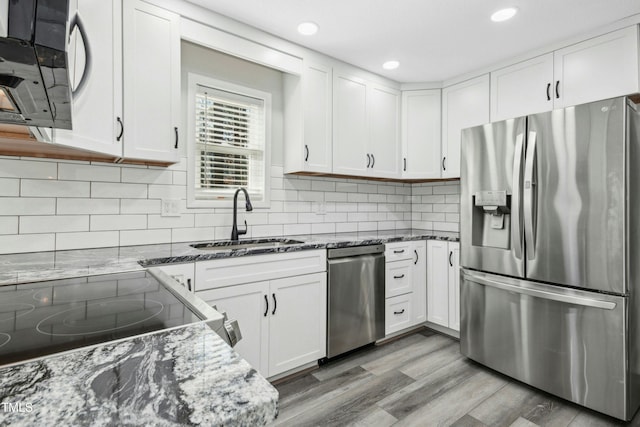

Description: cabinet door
[447,242,460,331]
[441,74,490,179]
[401,90,442,179]
[554,26,639,109]
[427,240,450,327]
[123,0,180,163]
[53,0,123,156]
[197,282,270,375]
[490,53,554,121]
[368,83,400,178]
[303,63,333,173]
[268,273,327,377]
[332,73,368,175]
[411,241,427,325]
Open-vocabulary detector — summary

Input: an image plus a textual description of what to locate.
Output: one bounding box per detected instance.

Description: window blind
[194,85,266,199]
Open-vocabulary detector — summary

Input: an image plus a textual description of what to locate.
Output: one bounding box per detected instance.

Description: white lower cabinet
[195,250,327,378]
[427,240,460,332]
[384,240,427,336]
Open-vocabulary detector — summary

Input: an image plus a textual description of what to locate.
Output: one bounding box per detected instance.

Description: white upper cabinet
[491,26,639,121]
[441,74,490,179]
[491,54,554,122]
[554,25,639,109]
[368,83,400,178]
[332,72,369,176]
[123,0,181,163]
[53,0,123,157]
[283,62,332,174]
[401,90,442,179]
[333,70,400,178]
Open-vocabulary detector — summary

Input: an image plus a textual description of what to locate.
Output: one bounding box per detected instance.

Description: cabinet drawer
[385,242,413,261]
[385,294,412,335]
[386,259,412,297]
[195,249,327,291]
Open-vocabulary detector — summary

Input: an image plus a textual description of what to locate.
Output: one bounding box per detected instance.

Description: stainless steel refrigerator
[460,96,640,421]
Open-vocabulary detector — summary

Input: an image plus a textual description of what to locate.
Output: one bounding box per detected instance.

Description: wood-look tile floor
[272,328,640,427]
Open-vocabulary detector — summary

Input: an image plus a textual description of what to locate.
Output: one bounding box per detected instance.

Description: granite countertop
[0,322,278,426]
[0,229,459,286]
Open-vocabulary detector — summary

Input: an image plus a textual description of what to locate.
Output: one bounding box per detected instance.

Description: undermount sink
[190,238,305,251]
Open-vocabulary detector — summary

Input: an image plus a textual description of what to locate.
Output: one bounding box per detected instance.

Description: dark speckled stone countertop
[0,229,458,286]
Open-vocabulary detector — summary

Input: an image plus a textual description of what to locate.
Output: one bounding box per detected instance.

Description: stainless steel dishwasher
[327,244,385,358]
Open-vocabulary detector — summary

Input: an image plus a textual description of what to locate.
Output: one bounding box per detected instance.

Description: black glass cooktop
[0,271,202,366]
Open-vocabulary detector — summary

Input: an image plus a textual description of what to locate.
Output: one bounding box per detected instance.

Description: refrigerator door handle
[512,133,524,259]
[462,270,617,310]
[524,131,537,260]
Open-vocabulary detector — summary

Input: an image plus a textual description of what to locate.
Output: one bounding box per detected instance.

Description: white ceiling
[185,0,640,83]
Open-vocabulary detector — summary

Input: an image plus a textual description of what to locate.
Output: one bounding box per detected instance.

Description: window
[187,73,271,207]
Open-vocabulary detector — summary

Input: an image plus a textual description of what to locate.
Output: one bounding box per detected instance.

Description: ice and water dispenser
[471,190,511,250]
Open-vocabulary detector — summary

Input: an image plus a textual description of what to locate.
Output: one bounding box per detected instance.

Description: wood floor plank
[311,333,427,382]
[567,411,626,427]
[393,369,508,427]
[351,406,397,427]
[468,381,545,427]
[278,369,415,427]
[399,340,464,380]
[379,357,480,420]
[361,333,454,376]
[521,396,580,427]
[274,371,320,401]
[274,366,374,424]
[450,414,489,427]
[509,417,540,427]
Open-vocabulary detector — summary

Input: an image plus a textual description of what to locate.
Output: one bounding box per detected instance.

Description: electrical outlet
[316,201,326,215]
[161,199,181,217]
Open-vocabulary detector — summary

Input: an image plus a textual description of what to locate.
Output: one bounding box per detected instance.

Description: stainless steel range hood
[0,0,72,132]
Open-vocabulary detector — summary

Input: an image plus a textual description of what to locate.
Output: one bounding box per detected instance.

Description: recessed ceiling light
[297,22,319,36]
[382,60,400,70]
[491,7,518,22]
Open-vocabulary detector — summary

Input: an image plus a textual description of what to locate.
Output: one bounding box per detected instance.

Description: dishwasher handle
[327,244,385,259]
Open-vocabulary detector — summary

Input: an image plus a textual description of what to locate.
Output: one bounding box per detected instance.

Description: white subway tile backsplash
[147,184,184,199]
[91,215,147,231]
[171,227,215,243]
[0,178,19,196]
[297,191,324,202]
[57,198,120,215]
[311,180,335,192]
[121,168,173,185]
[0,159,57,179]
[92,182,147,199]
[433,222,459,232]
[268,213,298,225]
[55,231,119,250]
[58,164,120,182]
[20,216,89,234]
[336,222,357,233]
[147,214,195,229]
[283,223,311,236]
[0,234,55,254]
[0,155,461,251]
[22,180,89,198]
[120,199,161,214]
[335,182,357,193]
[312,223,335,234]
[120,229,171,246]
[0,217,18,234]
[0,198,56,215]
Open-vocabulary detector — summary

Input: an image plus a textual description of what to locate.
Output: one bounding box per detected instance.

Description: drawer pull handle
[394,309,405,315]
[393,249,405,254]
[394,274,405,279]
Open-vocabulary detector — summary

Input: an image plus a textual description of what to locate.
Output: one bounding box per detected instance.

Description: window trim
[186,72,272,208]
